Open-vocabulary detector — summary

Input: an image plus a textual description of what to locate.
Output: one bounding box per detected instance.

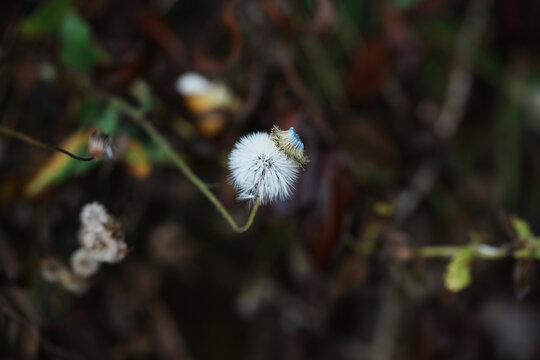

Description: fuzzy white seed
[79,228,123,263]
[228,132,299,205]
[70,247,100,277]
[80,202,110,228]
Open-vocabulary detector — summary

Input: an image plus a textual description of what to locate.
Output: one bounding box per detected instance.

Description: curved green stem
[110,98,258,232]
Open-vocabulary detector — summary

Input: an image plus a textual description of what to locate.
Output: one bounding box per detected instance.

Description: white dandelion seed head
[228,132,300,205]
[80,202,110,229]
[70,247,100,277]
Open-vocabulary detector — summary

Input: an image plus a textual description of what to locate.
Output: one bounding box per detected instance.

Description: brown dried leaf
[346,37,388,101]
[300,150,355,270]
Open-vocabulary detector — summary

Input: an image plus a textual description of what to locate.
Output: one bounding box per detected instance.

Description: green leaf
[20,0,74,39]
[444,247,474,292]
[391,0,420,10]
[80,100,119,134]
[511,215,533,239]
[129,80,153,115]
[94,105,119,134]
[60,13,105,73]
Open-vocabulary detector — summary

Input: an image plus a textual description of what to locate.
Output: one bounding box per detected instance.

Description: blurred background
[2,0,540,359]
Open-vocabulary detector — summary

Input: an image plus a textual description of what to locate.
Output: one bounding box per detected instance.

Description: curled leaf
[444,247,474,292]
[510,215,533,239]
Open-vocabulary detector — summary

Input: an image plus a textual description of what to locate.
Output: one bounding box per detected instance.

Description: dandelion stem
[109,98,259,232]
[0,124,93,161]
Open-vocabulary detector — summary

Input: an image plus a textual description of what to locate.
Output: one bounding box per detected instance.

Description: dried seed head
[40,258,69,282]
[88,130,113,160]
[70,248,100,277]
[40,258,89,294]
[270,126,309,166]
[78,202,128,264]
[80,202,110,229]
[57,270,89,294]
[79,228,126,263]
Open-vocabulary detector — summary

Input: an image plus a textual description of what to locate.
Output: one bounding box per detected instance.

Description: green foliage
[19,0,74,39]
[129,80,153,115]
[511,215,533,239]
[60,13,105,73]
[391,0,421,10]
[96,104,119,134]
[444,247,474,292]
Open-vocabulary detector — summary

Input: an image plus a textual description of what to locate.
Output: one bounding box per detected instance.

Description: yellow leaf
[444,247,474,292]
[122,137,152,179]
[25,129,93,197]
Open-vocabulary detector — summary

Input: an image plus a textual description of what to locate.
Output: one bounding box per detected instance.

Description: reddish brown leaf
[346,36,388,102]
[300,150,355,270]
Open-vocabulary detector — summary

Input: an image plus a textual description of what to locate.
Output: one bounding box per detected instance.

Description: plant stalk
[0,124,93,161]
[110,98,259,232]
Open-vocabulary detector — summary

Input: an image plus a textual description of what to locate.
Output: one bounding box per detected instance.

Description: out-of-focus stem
[419,244,510,259]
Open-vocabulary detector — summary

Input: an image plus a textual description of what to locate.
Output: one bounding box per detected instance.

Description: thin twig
[0,124,93,161]
[433,0,491,139]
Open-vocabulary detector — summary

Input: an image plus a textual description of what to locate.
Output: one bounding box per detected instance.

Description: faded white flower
[40,258,69,283]
[228,132,299,205]
[70,248,100,277]
[40,257,89,294]
[57,270,89,294]
[79,229,125,263]
[80,202,110,229]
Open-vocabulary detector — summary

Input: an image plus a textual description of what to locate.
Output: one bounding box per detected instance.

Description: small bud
[88,130,113,159]
[270,126,310,166]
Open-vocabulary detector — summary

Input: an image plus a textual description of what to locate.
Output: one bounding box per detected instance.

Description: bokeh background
[2,0,540,359]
